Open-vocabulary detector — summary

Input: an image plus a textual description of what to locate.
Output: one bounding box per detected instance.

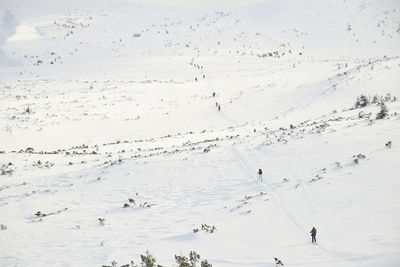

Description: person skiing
[310,227,317,243]
[257,168,263,181]
[218,104,221,111]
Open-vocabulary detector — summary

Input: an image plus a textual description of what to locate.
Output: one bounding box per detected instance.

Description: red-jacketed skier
[310,227,317,243]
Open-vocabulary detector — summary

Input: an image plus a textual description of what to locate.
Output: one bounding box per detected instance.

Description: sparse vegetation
[33,160,54,168]
[193,224,217,234]
[34,208,68,218]
[230,192,268,212]
[102,251,211,267]
[1,3,400,266]
[175,251,211,267]
[123,193,155,209]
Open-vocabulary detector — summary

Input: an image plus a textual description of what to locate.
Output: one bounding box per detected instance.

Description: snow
[0,9,19,66]
[0,0,399,266]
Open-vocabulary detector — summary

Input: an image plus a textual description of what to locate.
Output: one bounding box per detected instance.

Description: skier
[257,168,263,181]
[212,92,216,97]
[218,104,221,111]
[310,227,317,243]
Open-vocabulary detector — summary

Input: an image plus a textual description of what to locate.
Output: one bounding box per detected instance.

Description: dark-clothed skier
[310,227,317,243]
[257,168,263,181]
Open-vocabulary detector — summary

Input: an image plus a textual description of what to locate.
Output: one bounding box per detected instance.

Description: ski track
[230,144,341,264]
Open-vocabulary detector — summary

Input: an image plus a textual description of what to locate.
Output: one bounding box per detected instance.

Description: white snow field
[1,0,400,266]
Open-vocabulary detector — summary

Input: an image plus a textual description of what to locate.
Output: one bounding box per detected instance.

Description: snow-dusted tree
[140,251,157,267]
[371,95,379,104]
[376,102,388,119]
[355,95,369,108]
[175,255,190,267]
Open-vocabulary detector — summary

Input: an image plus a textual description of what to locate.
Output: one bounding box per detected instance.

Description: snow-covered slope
[0,0,399,266]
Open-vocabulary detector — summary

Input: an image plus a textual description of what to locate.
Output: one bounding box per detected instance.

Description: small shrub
[1,163,15,176]
[200,260,212,267]
[353,154,366,164]
[274,257,284,266]
[385,141,392,148]
[98,218,106,226]
[334,162,342,168]
[35,211,46,217]
[35,208,68,218]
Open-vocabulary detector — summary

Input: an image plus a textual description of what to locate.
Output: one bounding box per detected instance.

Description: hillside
[0,0,399,266]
